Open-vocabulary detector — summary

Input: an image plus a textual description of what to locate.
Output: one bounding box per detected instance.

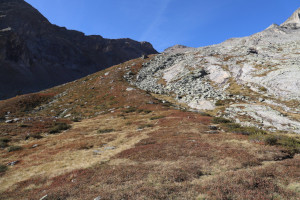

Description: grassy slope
[0,55,299,200]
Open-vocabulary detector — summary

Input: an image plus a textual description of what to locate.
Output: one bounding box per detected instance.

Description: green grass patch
[49,122,71,134]
[98,129,115,134]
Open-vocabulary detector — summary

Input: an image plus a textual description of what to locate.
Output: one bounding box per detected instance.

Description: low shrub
[264,135,278,145]
[49,122,71,134]
[98,129,115,134]
[150,116,165,120]
[215,100,225,106]
[0,137,10,148]
[7,146,22,152]
[138,124,154,129]
[0,164,8,173]
[230,126,267,135]
[212,117,231,124]
[124,107,137,113]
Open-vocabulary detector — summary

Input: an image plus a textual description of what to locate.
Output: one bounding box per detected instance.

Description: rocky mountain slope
[0,0,157,99]
[0,55,299,200]
[126,8,300,135]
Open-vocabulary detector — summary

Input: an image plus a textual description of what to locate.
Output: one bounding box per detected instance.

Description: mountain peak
[281,7,300,26]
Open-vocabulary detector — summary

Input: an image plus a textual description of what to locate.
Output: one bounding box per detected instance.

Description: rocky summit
[0,0,157,99]
[126,8,300,134]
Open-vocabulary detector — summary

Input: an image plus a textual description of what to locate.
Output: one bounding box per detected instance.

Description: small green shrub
[199,112,211,117]
[138,124,154,129]
[98,129,115,134]
[0,137,10,143]
[18,124,29,128]
[212,117,231,124]
[264,135,278,145]
[0,137,10,148]
[0,141,8,148]
[71,117,81,122]
[230,126,267,135]
[150,115,165,120]
[124,107,137,113]
[259,86,267,92]
[215,100,225,106]
[0,164,8,173]
[7,146,22,152]
[49,122,71,134]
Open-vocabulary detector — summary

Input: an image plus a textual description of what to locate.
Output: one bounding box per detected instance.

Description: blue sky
[25,0,299,52]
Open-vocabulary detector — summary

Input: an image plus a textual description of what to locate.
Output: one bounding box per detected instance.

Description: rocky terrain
[126,8,300,135]
[0,0,157,99]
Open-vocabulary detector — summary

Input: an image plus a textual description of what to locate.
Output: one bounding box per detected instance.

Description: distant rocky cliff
[0,0,157,99]
[126,8,300,134]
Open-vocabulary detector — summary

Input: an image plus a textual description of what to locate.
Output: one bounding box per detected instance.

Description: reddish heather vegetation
[0,57,299,200]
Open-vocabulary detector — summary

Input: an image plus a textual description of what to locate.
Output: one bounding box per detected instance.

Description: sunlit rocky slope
[127,8,300,134]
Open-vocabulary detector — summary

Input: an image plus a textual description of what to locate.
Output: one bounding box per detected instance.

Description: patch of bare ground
[0,56,299,199]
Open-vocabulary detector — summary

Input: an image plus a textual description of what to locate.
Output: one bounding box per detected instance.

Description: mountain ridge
[0,0,157,99]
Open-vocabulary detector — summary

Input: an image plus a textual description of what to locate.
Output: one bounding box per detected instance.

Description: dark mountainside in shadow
[0,0,157,99]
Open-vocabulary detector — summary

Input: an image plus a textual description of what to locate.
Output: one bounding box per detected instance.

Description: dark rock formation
[0,0,157,99]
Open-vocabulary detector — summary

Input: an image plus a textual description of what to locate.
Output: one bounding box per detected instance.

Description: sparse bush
[0,141,8,148]
[138,124,153,129]
[124,107,137,113]
[29,133,43,139]
[49,122,71,134]
[150,116,165,120]
[215,100,225,106]
[0,137,10,143]
[0,164,8,173]
[264,135,278,145]
[212,117,231,124]
[0,137,10,148]
[259,86,267,92]
[230,126,267,135]
[199,112,211,117]
[18,124,29,128]
[98,129,115,134]
[224,123,241,130]
[7,146,22,152]
[143,110,152,114]
[71,117,81,122]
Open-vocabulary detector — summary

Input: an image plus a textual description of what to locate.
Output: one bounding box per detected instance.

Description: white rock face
[281,7,300,26]
[126,8,300,134]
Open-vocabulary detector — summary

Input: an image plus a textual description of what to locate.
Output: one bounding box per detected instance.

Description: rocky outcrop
[126,8,300,134]
[0,0,157,99]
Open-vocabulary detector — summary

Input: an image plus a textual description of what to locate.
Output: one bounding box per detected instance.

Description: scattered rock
[7,160,19,166]
[39,195,48,200]
[104,146,116,150]
[126,87,135,91]
[94,196,102,200]
[93,150,104,155]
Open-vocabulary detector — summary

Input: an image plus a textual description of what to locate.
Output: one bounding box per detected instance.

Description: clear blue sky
[25,0,299,52]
